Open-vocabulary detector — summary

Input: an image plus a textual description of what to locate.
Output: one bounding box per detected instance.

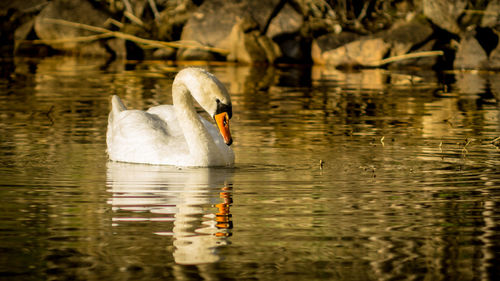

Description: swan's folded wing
[147,105,184,138]
[107,109,189,164]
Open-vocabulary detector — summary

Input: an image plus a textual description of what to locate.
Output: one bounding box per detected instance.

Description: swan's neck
[172,82,217,164]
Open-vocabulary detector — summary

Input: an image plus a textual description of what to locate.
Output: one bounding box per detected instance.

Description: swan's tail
[107,95,127,152]
[111,95,127,116]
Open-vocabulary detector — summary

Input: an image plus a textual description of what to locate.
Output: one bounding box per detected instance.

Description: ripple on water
[0,60,499,280]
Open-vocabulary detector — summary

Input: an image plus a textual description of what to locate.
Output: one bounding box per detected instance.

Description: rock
[177,0,281,61]
[275,35,311,63]
[156,0,195,42]
[1,0,49,13]
[256,34,282,63]
[34,0,125,57]
[383,17,434,57]
[389,39,438,68]
[423,0,466,35]
[265,3,309,63]
[1,0,49,56]
[14,19,35,53]
[266,3,303,39]
[226,18,281,64]
[489,31,500,69]
[481,0,500,28]
[490,73,500,102]
[312,33,389,67]
[176,42,219,61]
[453,31,488,69]
[151,46,176,60]
[311,32,358,64]
[455,72,487,95]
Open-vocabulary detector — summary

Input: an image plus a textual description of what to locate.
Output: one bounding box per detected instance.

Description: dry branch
[27,33,113,45]
[372,50,444,67]
[29,18,229,55]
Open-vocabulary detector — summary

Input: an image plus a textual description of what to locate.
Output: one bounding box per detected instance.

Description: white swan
[106,68,234,167]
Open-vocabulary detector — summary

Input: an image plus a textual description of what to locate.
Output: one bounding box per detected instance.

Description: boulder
[151,46,176,60]
[453,31,488,69]
[226,18,281,64]
[389,39,438,68]
[481,0,500,28]
[490,73,500,103]
[1,0,49,56]
[266,3,309,62]
[14,19,35,53]
[275,35,311,63]
[311,32,358,64]
[156,0,196,42]
[383,17,434,57]
[423,0,466,35]
[488,31,500,69]
[312,34,389,67]
[266,3,303,39]
[177,0,281,61]
[34,0,125,57]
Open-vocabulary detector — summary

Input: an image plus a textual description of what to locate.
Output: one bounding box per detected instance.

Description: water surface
[0,57,499,280]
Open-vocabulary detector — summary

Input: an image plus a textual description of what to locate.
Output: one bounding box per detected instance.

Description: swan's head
[174,68,233,146]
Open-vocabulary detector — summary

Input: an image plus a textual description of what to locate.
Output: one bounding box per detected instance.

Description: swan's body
[106,68,234,167]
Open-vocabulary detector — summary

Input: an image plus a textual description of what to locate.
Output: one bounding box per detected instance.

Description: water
[0,56,499,280]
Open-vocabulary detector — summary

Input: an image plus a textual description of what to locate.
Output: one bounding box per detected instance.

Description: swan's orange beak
[215,112,232,146]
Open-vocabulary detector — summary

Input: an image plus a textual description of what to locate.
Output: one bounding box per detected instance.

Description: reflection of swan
[106,68,234,167]
[106,162,233,265]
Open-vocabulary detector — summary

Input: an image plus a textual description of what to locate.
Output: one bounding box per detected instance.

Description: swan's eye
[215,100,232,119]
[216,98,220,104]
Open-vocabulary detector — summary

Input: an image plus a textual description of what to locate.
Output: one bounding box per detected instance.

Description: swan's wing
[107,105,189,165]
[147,105,184,138]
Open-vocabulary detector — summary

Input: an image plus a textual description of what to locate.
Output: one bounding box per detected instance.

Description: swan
[106,68,234,167]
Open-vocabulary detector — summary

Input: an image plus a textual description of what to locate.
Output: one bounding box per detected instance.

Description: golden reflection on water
[1,56,499,280]
[106,162,233,265]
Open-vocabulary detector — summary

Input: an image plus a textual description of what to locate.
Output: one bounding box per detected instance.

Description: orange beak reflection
[215,112,232,146]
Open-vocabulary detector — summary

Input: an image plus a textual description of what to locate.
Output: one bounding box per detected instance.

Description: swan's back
[106,96,189,165]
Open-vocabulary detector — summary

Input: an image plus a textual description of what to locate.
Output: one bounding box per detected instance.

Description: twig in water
[380,136,385,147]
[45,105,54,125]
[491,136,500,149]
[439,141,445,160]
[444,119,453,128]
[30,106,54,125]
[461,137,474,157]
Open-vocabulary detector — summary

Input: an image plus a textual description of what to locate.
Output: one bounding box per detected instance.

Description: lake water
[0,56,499,280]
